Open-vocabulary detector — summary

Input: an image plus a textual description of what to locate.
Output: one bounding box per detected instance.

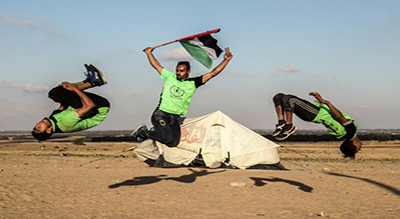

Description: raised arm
[309,92,349,124]
[201,47,233,84]
[60,82,95,118]
[144,47,164,74]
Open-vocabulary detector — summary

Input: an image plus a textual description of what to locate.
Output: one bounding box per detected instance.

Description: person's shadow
[108,169,225,189]
[108,174,167,188]
[250,177,313,193]
[165,169,225,183]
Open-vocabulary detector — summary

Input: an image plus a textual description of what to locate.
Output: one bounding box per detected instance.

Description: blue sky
[1,0,399,131]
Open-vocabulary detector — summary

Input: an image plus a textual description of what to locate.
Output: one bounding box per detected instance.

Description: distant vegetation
[258,130,400,142]
[1,130,400,142]
[262,133,400,142]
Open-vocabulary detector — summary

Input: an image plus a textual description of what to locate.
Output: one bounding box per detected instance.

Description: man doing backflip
[132,47,233,147]
[32,64,110,141]
[272,92,362,158]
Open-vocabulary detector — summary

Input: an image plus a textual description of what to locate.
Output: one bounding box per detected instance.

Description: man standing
[32,64,110,141]
[132,47,233,147]
[272,92,362,158]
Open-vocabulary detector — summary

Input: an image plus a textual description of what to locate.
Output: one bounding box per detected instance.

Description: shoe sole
[272,124,285,137]
[275,126,297,141]
[272,129,283,137]
[131,123,146,137]
[85,64,108,85]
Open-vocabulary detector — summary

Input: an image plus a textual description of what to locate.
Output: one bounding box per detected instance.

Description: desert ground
[1,137,400,218]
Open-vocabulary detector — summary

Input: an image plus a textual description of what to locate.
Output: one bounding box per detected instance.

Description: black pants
[148,109,181,147]
[273,93,319,122]
[48,86,110,118]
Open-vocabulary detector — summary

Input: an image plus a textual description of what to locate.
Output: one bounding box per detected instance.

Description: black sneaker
[84,64,107,87]
[272,123,285,137]
[131,124,148,140]
[275,125,297,141]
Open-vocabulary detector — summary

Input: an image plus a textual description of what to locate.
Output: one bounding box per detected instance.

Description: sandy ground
[1,138,400,218]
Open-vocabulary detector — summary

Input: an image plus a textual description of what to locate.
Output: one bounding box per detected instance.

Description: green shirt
[49,107,109,133]
[312,103,356,139]
[158,68,202,115]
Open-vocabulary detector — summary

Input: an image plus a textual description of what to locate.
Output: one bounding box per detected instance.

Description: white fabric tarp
[134,111,280,169]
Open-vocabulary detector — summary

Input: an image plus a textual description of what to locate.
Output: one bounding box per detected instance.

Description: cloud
[0,15,35,27]
[47,29,58,33]
[37,16,58,25]
[7,83,50,93]
[158,47,192,61]
[0,15,57,31]
[37,16,51,23]
[275,65,300,73]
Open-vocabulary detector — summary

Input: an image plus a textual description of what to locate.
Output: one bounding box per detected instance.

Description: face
[176,64,190,80]
[33,119,50,134]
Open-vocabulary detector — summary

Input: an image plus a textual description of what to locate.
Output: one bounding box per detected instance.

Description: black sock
[278,120,285,125]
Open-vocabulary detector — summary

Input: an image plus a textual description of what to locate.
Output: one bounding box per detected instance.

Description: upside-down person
[32,64,110,141]
[272,92,362,158]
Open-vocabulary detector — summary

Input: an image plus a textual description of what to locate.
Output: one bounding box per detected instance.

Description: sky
[1,0,400,131]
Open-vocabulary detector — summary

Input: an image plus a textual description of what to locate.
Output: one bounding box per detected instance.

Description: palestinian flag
[179,29,223,68]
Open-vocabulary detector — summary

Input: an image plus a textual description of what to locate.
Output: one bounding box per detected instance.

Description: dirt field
[1,138,400,218]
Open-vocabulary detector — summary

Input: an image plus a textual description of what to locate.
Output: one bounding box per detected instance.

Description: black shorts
[148,109,182,147]
[48,86,110,109]
[341,121,357,140]
[273,93,319,122]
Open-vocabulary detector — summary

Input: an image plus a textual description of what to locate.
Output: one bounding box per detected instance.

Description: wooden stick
[152,39,179,49]
[143,28,221,51]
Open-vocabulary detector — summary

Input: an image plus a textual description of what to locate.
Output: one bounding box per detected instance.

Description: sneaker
[131,124,148,139]
[84,64,95,84]
[275,125,297,141]
[137,136,147,142]
[272,123,285,137]
[84,64,108,87]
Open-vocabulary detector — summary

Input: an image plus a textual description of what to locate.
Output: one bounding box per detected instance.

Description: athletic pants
[48,86,110,117]
[273,93,319,122]
[148,109,181,147]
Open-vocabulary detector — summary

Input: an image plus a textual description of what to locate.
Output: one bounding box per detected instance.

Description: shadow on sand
[109,169,225,189]
[249,177,313,193]
[326,172,400,196]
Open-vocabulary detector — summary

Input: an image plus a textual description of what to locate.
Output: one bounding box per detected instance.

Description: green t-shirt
[49,107,109,133]
[312,103,356,139]
[158,68,202,115]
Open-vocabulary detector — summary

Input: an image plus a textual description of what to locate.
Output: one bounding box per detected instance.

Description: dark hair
[32,118,53,141]
[340,140,357,158]
[31,130,53,141]
[177,61,191,71]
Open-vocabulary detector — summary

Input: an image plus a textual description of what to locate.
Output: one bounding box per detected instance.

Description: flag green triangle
[179,40,212,68]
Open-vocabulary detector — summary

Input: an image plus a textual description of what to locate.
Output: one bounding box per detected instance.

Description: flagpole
[152,39,179,49]
[143,28,221,51]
